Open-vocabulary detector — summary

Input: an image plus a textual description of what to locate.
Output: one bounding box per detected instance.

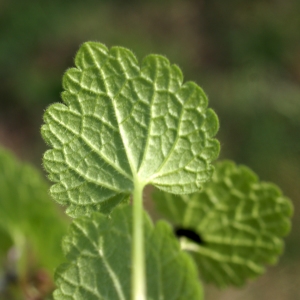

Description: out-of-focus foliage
[0,147,68,298]
[0,147,67,272]
[201,1,300,67]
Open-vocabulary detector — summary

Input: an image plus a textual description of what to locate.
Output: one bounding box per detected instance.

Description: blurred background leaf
[0,147,68,298]
[0,0,299,299]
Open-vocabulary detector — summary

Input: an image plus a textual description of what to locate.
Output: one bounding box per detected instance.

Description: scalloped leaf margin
[41,41,220,217]
[153,160,293,287]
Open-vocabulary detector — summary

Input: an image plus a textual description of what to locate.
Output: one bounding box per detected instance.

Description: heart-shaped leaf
[41,42,219,217]
[153,160,293,287]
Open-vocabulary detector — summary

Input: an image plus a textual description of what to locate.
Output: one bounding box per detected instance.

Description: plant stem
[132,180,146,300]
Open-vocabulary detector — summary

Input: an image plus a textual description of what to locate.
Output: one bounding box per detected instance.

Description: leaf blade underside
[53,205,203,300]
[41,41,220,217]
[153,160,293,287]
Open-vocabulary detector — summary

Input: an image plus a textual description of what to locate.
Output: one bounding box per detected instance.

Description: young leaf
[53,205,203,300]
[41,41,220,217]
[0,147,68,273]
[153,160,293,287]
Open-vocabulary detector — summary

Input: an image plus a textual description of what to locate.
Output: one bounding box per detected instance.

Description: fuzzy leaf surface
[41,41,219,217]
[54,205,203,300]
[0,147,68,272]
[154,160,293,287]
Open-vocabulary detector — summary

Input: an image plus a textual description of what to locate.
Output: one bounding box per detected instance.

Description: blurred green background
[0,0,299,299]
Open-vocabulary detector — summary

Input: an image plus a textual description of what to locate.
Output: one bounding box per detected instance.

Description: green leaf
[41,41,219,217]
[0,147,68,273]
[153,160,293,287]
[53,205,203,300]
[0,228,12,263]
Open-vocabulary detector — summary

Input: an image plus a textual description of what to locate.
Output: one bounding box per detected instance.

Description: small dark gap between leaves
[174,227,206,246]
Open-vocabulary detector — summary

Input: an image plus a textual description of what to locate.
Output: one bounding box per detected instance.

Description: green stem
[132,180,146,300]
